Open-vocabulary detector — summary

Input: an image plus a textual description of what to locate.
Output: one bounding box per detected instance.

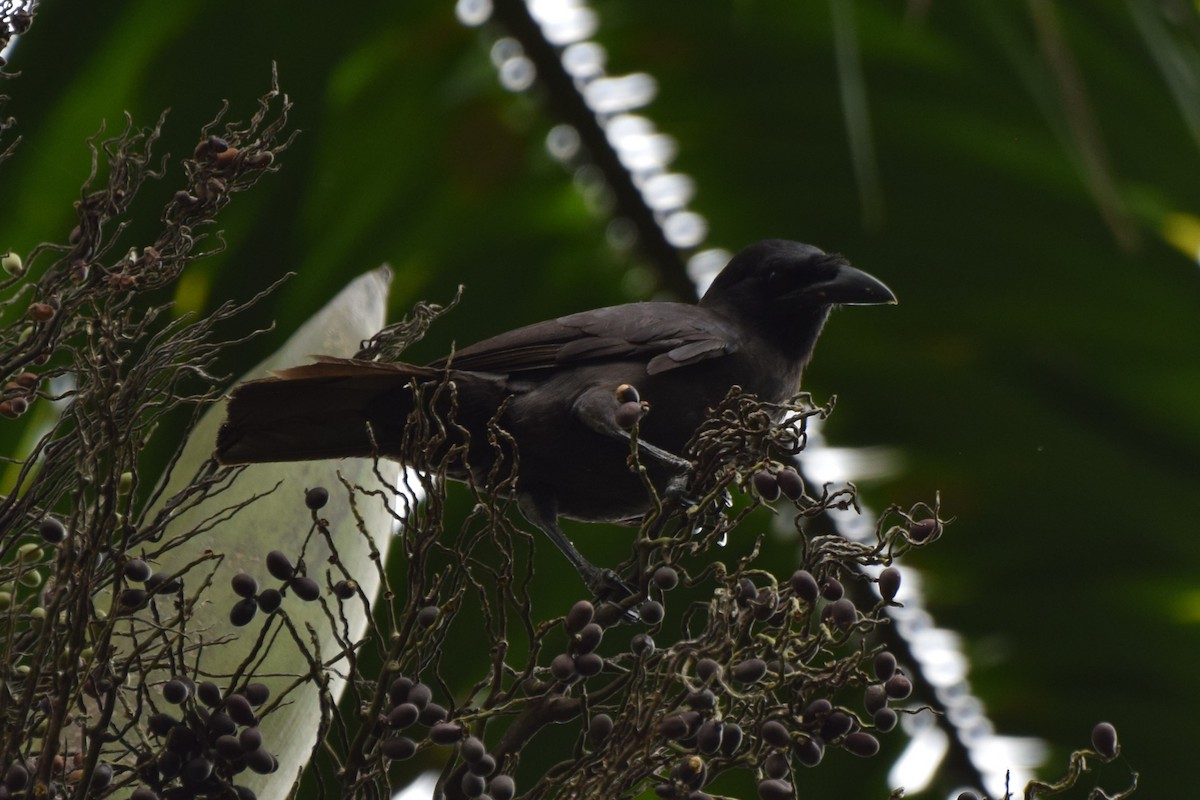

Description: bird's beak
[811,264,897,305]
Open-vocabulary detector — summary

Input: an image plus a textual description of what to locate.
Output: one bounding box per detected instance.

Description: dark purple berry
[803,698,832,720]
[208,711,237,737]
[197,681,222,707]
[829,598,857,629]
[381,736,416,760]
[908,518,939,542]
[419,703,449,726]
[878,567,901,602]
[39,518,66,543]
[843,731,880,757]
[874,651,897,682]
[695,658,721,683]
[184,756,213,783]
[148,712,180,736]
[819,711,853,741]
[162,679,190,705]
[230,598,258,627]
[696,720,723,755]
[864,684,888,714]
[658,712,699,740]
[416,605,439,628]
[789,570,819,603]
[332,579,356,600]
[752,470,780,501]
[720,723,744,756]
[389,677,413,705]
[794,737,824,767]
[760,719,790,748]
[461,735,486,762]
[757,778,793,800]
[873,707,897,732]
[244,748,274,775]
[290,576,320,601]
[550,653,575,681]
[631,633,655,655]
[304,487,329,510]
[239,727,263,752]
[124,559,153,583]
[430,722,464,745]
[265,551,294,581]
[615,400,644,429]
[731,657,767,684]
[215,735,244,760]
[226,694,257,726]
[146,572,181,593]
[576,623,603,654]
[574,652,604,677]
[884,674,913,700]
[243,682,270,706]
[256,588,282,613]
[5,764,29,791]
[490,775,516,800]
[564,600,594,633]
[640,600,665,624]
[120,588,148,608]
[589,713,613,744]
[388,703,419,729]
[461,772,486,799]
[469,756,497,779]
[231,573,258,598]
[820,577,844,601]
[407,682,432,710]
[652,565,679,590]
[776,468,804,499]
[1092,721,1119,759]
[763,751,789,779]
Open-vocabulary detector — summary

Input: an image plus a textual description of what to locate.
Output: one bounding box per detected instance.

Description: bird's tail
[216,357,441,464]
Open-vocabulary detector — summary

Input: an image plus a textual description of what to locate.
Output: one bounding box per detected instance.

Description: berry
[290,576,321,601]
[1092,721,1119,759]
[304,486,329,510]
[878,567,901,602]
[652,565,679,590]
[38,518,66,544]
[231,573,258,598]
[752,470,780,501]
[265,551,294,581]
[564,600,595,633]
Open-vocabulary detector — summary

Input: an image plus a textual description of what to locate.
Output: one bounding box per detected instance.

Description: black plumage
[217,240,895,590]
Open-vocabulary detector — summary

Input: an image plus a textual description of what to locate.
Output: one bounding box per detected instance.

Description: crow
[216,240,895,593]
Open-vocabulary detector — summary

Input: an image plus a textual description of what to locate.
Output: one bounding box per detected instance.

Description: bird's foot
[583,566,642,624]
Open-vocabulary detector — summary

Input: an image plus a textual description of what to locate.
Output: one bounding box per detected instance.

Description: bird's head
[700,239,896,361]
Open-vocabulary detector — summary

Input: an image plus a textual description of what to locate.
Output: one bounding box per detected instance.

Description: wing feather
[431,302,738,376]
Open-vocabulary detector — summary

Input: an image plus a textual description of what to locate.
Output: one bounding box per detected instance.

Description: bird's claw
[584,567,642,624]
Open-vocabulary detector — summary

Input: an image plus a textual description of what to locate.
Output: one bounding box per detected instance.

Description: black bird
[217,240,895,592]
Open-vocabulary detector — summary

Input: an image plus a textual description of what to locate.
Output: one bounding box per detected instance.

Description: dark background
[2,1,1197,797]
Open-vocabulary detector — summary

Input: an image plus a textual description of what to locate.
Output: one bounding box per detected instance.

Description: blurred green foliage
[1,1,1197,797]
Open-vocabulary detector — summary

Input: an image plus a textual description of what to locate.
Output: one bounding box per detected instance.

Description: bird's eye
[767,269,787,294]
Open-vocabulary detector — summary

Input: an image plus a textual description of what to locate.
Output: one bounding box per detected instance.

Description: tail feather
[216,358,436,464]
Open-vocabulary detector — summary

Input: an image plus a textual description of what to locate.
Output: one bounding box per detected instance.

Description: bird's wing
[430,302,739,376]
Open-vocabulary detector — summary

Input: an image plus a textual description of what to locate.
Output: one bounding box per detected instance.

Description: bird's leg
[573,387,693,500]
[516,492,637,603]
